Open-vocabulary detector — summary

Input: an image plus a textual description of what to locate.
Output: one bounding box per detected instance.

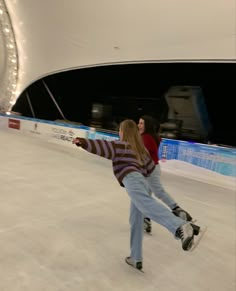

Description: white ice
[0,130,235,291]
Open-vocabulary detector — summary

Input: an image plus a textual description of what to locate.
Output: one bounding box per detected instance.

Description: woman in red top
[138,116,161,164]
[138,115,192,233]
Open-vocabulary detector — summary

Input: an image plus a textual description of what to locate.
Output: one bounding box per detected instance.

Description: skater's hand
[72,137,81,145]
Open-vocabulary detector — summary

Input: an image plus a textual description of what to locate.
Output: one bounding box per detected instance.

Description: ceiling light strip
[0,0,18,113]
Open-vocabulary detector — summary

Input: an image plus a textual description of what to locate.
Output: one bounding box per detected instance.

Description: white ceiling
[3,0,236,99]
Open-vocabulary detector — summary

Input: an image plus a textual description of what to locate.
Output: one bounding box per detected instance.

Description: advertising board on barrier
[29,122,41,135]
[20,120,88,147]
[49,126,87,147]
[177,142,236,177]
[0,114,88,147]
[17,118,46,138]
[159,139,236,177]
[51,127,76,142]
[8,118,21,130]
[159,139,179,161]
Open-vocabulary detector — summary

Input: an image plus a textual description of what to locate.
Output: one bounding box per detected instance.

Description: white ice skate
[125,257,144,272]
[189,222,208,252]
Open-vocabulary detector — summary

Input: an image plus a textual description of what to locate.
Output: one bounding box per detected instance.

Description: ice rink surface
[0,130,235,291]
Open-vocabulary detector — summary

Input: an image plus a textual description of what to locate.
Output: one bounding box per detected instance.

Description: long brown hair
[140,115,160,147]
[119,119,148,164]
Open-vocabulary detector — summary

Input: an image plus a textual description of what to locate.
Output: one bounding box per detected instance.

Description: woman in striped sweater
[72,120,198,271]
[138,115,192,234]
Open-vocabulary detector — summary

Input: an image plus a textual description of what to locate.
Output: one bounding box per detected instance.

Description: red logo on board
[8,119,20,130]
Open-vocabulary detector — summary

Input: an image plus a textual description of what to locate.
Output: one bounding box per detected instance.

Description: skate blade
[190,225,208,252]
[144,230,152,235]
[143,225,152,235]
[135,268,145,273]
[125,260,144,273]
[126,264,145,273]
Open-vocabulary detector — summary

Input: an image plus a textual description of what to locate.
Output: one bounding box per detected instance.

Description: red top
[141,133,160,165]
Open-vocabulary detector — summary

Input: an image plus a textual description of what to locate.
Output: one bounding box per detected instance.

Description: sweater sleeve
[76,138,115,160]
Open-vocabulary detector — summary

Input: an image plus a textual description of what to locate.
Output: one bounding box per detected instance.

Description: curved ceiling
[1,0,236,108]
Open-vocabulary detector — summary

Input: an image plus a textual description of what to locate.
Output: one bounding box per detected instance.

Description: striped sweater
[76,138,156,186]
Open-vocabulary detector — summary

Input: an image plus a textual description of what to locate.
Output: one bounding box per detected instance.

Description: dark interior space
[12,63,235,146]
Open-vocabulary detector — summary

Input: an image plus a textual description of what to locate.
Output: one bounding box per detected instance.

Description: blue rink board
[159,139,236,177]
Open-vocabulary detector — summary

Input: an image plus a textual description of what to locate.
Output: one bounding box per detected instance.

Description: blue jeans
[122,171,185,262]
[146,164,178,210]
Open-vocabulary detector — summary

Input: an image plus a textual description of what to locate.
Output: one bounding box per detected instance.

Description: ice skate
[125,257,143,271]
[191,223,200,235]
[144,217,152,234]
[176,223,194,251]
[172,206,192,221]
[190,222,208,252]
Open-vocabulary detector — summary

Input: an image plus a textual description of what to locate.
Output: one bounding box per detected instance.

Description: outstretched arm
[72,137,115,160]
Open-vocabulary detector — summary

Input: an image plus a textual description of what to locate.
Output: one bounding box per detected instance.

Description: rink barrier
[0,114,119,148]
[159,139,236,177]
[0,114,235,187]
